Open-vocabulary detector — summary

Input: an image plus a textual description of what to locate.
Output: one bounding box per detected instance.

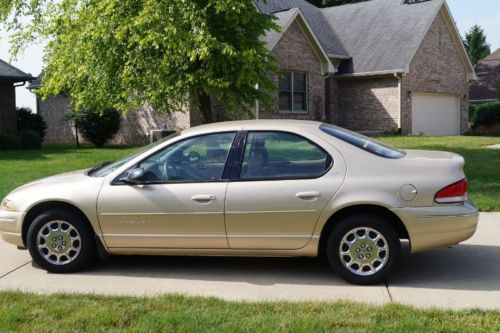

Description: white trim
[395,73,402,129]
[470,99,497,103]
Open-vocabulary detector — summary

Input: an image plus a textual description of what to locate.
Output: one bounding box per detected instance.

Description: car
[0,120,479,284]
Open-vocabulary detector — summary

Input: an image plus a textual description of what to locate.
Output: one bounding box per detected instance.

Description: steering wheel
[188,151,200,162]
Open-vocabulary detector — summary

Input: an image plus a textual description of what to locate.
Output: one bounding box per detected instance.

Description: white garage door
[412,93,461,135]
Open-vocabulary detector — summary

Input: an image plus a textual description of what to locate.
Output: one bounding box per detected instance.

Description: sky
[1,0,499,112]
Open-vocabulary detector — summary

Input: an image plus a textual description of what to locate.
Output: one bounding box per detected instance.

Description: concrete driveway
[0,213,498,310]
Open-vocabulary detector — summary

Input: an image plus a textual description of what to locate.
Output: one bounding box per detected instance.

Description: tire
[326,213,400,285]
[27,208,97,273]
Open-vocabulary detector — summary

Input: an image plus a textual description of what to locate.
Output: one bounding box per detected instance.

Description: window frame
[278,71,309,113]
[112,131,241,185]
[229,130,333,182]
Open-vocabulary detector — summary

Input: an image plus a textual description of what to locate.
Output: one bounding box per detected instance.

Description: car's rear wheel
[27,209,96,273]
[326,214,400,285]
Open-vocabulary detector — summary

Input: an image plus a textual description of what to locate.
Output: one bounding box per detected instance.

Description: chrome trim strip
[100,212,222,216]
[416,213,479,219]
[0,217,16,223]
[228,234,317,239]
[226,210,316,214]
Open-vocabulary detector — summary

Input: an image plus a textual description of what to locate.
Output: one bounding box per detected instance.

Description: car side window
[137,132,236,182]
[240,132,331,180]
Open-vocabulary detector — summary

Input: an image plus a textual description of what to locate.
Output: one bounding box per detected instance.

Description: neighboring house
[470,48,500,104]
[31,0,476,142]
[0,60,33,134]
[28,75,189,145]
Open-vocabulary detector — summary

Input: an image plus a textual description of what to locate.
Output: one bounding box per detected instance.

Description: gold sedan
[0,120,478,284]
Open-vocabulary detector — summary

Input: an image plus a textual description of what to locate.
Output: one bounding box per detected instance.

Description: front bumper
[0,210,24,247]
[392,200,479,253]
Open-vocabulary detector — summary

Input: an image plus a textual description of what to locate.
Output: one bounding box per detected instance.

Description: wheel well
[318,204,409,258]
[21,201,93,246]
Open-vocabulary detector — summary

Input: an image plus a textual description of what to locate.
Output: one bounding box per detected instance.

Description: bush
[470,101,500,136]
[69,107,121,148]
[16,107,47,140]
[0,134,21,150]
[19,130,42,149]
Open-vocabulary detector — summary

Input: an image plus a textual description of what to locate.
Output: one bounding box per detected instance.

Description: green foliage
[464,25,491,65]
[305,0,367,7]
[68,107,121,148]
[19,130,42,149]
[0,0,279,124]
[16,107,47,139]
[0,134,21,150]
[469,101,500,136]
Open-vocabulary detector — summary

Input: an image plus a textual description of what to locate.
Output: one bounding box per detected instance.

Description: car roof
[181,119,324,136]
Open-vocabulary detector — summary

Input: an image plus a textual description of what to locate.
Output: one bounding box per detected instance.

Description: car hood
[10,169,92,194]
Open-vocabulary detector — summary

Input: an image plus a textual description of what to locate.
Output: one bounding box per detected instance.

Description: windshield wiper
[86,161,113,175]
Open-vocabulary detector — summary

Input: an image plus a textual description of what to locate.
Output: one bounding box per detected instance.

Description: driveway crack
[384,279,393,302]
[0,261,32,280]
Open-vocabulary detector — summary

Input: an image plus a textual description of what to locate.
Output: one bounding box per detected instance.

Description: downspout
[255,83,260,120]
[394,73,402,130]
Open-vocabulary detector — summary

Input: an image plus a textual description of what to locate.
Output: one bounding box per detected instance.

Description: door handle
[296,191,321,200]
[191,194,216,202]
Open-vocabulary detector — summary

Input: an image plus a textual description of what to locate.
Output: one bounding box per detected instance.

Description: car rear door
[224,131,345,250]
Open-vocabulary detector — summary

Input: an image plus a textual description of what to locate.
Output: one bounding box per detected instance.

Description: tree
[305,0,367,7]
[68,107,121,148]
[0,0,279,124]
[464,25,491,65]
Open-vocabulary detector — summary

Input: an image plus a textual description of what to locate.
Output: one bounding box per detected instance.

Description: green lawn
[0,136,499,211]
[0,292,498,332]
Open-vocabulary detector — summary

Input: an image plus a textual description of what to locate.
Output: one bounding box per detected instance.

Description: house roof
[260,7,335,74]
[470,48,500,102]
[257,0,475,79]
[255,0,349,59]
[27,73,43,90]
[0,59,34,82]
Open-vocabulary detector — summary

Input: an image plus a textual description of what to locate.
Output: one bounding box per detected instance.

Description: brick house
[470,48,500,104]
[31,0,476,143]
[0,60,33,134]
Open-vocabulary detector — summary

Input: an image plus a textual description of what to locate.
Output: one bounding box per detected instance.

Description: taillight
[435,179,468,204]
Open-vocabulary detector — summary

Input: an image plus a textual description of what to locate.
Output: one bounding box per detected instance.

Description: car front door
[224,131,345,250]
[97,132,236,249]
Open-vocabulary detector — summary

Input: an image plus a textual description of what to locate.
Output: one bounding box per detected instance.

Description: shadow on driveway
[61,243,500,291]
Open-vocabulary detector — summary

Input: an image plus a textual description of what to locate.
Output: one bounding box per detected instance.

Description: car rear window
[319,124,405,159]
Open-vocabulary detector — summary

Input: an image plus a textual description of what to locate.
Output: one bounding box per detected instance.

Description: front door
[97,132,236,249]
[224,131,344,250]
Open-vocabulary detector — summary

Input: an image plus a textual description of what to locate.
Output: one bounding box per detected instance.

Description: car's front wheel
[27,209,97,273]
[327,214,400,285]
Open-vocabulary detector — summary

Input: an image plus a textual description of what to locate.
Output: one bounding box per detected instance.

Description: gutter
[335,69,405,78]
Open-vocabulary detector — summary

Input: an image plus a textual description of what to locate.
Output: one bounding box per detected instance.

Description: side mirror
[123,168,146,185]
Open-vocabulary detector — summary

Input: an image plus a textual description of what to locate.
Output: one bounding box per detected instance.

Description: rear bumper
[392,201,479,253]
[0,210,24,247]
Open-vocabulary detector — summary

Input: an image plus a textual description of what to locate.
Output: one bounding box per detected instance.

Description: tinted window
[320,124,405,159]
[134,132,236,182]
[240,132,330,179]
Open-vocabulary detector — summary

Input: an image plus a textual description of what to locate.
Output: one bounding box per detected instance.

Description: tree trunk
[197,90,213,124]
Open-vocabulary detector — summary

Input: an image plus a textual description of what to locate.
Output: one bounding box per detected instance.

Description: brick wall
[401,12,469,134]
[38,94,190,145]
[0,82,18,134]
[332,76,400,132]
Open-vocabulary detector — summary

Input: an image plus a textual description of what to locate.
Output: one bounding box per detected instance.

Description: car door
[97,132,236,249]
[224,131,344,250]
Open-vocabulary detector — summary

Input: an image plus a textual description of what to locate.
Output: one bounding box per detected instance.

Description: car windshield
[88,132,181,177]
[319,124,405,159]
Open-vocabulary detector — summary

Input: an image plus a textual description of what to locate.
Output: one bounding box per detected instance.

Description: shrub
[0,134,21,150]
[470,101,500,136]
[69,107,121,148]
[16,107,47,140]
[19,130,42,149]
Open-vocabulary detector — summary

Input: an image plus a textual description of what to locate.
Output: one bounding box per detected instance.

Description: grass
[0,291,499,332]
[0,136,499,211]
[377,136,500,212]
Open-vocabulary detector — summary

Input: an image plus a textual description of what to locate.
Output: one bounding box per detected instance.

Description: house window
[279,72,308,112]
